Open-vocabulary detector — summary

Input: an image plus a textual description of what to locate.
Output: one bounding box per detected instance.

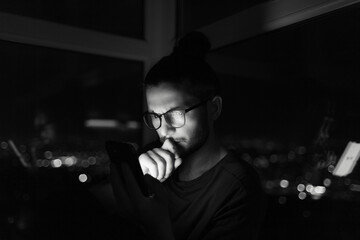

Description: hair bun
[173,31,211,59]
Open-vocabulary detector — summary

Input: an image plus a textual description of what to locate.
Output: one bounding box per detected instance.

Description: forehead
[145,83,196,111]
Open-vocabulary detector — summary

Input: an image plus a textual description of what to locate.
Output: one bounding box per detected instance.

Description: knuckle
[154,148,174,161]
[138,151,161,178]
[148,164,158,178]
[138,152,147,161]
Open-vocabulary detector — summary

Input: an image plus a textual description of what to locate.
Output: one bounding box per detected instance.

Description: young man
[110,32,265,240]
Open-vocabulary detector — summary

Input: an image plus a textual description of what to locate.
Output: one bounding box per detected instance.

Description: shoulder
[218,151,262,191]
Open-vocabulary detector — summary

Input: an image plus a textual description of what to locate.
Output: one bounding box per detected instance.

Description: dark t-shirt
[164,151,265,240]
[113,142,266,240]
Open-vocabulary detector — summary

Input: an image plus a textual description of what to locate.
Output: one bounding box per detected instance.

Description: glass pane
[211,4,360,146]
[208,4,360,239]
[0,0,144,38]
[0,40,143,238]
[180,0,270,34]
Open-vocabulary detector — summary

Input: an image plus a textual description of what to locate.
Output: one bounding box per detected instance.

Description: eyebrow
[146,97,203,114]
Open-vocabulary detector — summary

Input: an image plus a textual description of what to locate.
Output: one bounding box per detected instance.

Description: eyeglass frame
[142,98,212,130]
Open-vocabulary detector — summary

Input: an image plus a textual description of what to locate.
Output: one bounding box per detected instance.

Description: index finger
[161,138,180,159]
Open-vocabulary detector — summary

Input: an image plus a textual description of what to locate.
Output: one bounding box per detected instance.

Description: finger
[164,139,183,169]
[147,150,167,181]
[159,139,183,179]
[139,152,159,179]
[138,152,151,175]
[153,148,174,179]
[174,157,182,169]
[162,138,180,159]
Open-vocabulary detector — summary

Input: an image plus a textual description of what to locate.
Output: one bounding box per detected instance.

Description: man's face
[145,82,210,157]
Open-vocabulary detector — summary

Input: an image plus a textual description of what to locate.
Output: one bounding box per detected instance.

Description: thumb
[174,158,182,169]
[162,138,180,159]
[162,138,183,171]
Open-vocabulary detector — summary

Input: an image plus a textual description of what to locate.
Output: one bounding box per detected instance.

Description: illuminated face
[145,82,210,157]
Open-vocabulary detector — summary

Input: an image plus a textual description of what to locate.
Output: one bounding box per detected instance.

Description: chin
[178,140,204,159]
[176,127,210,158]
[174,141,187,157]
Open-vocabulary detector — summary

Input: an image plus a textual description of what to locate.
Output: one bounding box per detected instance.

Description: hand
[139,138,182,182]
[110,160,175,240]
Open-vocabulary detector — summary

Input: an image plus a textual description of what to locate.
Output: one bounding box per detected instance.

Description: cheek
[182,112,208,138]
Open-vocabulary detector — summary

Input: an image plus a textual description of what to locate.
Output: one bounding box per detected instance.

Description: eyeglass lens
[165,111,185,127]
[144,110,185,129]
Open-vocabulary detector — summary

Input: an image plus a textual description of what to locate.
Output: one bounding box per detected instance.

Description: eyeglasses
[143,99,210,130]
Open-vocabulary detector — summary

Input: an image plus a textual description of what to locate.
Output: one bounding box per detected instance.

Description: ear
[209,96,222,120]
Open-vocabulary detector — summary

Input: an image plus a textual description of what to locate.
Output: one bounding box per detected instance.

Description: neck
[177,131,227,181]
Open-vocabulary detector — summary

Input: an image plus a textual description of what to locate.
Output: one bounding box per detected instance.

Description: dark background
[1,1,360,239]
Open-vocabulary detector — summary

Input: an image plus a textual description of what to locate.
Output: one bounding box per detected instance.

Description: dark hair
[144,32,220,100]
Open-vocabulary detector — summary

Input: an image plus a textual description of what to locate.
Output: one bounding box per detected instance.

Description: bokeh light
[0,141,8,149]
[298,192,307,200]
[280,179,289,188]
[297,184,305,192]
[79,174,88,183]
[51,159,62,168]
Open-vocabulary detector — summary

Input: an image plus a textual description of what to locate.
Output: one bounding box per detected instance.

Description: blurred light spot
[328,165,335,173]
[79,174,88,183]
[278,196,287,204]
[265,181,275,190]
[51,159,62,168]
[314,186,326,194]
[85,119,120,128]
[298,192,307,200]
[297,184,305,192]
[297,146,306,155]
[19,145,27,152]
[36,159,42,167]
[44,151,53,159]
[17,217,27,230]
[288,151,296,160]
[8,216,15,224]
[126,120,141,129]
[42,159,50,167]
[349,184,360,192]
[323,178,331,187]
[254,156,269,168]
[88,156,97,165]
[311,195,321,200]
[1,141,8,149]
[269,154,278,163]
[280,179,289,188]
[241,153,252,162]
[81,160,90,168]
[306,184,314,193]
[64,156,76,166]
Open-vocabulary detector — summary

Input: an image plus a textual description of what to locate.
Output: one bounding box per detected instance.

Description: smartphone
[106,141,149,197]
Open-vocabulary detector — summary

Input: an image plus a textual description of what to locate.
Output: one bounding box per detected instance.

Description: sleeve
[202,173,266,240]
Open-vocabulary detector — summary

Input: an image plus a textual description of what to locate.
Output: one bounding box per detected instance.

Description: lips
[160,137,186,143]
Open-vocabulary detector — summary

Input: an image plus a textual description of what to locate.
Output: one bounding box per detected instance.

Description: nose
[157,117,175,138]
